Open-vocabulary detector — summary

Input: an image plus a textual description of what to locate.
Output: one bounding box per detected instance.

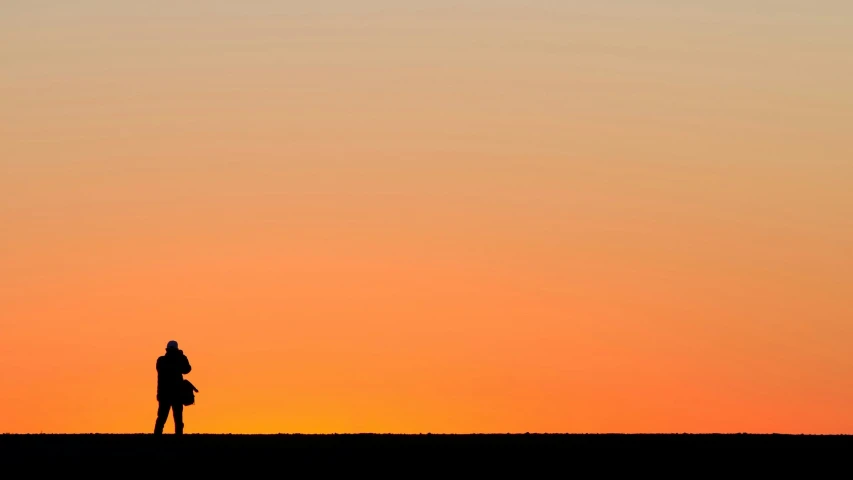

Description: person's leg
[173,402,184,435]
[154,400,170,434]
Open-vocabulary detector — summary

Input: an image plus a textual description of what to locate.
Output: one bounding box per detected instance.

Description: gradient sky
[2,1,852,434]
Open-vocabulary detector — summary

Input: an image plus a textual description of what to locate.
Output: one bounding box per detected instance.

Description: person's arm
[182,356,192,375]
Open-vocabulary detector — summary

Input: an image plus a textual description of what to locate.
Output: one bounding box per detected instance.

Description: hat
[166,340,179,350]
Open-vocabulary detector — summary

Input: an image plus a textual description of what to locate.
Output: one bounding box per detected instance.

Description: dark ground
[2,433,849,475]
[3,433,851,463]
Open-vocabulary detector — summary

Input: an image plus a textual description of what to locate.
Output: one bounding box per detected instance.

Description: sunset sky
[2,1,852,434]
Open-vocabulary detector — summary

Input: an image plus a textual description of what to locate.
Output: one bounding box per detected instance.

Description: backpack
[182,379,199,406]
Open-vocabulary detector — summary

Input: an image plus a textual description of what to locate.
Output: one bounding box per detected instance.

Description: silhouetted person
[154,340,192,435]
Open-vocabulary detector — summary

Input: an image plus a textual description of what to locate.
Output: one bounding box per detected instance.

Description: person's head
[166,340,179,351]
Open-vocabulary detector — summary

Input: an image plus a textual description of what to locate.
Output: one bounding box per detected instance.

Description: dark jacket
[157,348,192,402]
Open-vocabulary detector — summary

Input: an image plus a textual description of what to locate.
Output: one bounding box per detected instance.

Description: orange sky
[2,1,852,434]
